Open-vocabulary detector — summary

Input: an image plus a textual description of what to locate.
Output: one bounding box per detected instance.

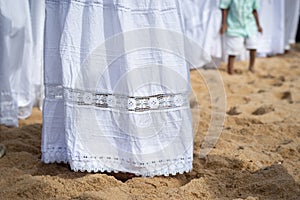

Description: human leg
[246,35,258,73]
[249,49,256,72]
[225,36,243,74]
[228,55,235,75]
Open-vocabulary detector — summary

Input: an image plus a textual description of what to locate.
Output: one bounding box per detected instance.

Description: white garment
[199,0,222,62]
[284,0,300,50]
[225,34,258,56]
[182,0,221,69]
[257,0,285,56]
[42,0,193,177]
[0,0,44,127]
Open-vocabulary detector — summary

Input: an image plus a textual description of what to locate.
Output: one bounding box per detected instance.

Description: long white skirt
[0,0,44,127]
[42,0,193,177]
[284,0,300,50]
[257,0,285,56]
[182,0,221,68]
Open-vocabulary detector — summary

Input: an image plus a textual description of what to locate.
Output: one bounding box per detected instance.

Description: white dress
[199,0,222,66]
[182,0,221,68]
[284,0,300,50]
[257,0,285,56]
[0,0,44,127]
[42,0,193,177]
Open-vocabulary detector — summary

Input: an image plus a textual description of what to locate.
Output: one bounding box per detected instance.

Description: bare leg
[228,55,235,75]
[249,49,256,73]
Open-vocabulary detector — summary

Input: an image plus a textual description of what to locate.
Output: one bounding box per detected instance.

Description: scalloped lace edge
[42,150,193,177]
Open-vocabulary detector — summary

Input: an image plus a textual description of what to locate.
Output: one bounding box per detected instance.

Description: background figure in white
[200,0,223,68]
[28,0,45,111]
[182,0,202,43]
[0,0,44,127]
[182,0,222,69]
[257,0,285,56]
[42,0,194,177]
[284,0,300,51]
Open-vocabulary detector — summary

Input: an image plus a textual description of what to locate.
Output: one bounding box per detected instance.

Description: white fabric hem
[42,149,193,177]
[42,148,68,164]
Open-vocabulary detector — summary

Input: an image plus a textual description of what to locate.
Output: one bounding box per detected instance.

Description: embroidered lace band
[46,85,190,112]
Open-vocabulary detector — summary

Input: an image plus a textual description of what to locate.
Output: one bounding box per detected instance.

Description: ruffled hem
[42,150,193,177]
[72,167,192,178]
[0,117,19,127]
[0,96,18,127]
[41,149,68,164]
[69,161,192,177]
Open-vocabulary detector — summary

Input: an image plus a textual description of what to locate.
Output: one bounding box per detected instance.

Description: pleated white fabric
[182,0,221,68]
[257,0,285,56]
[0,0,44,127]
[284,0,300,50]
[42,0,193,177]
[198,0,222,65]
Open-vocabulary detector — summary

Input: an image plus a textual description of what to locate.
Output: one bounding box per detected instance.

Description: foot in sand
[249,66,255,73]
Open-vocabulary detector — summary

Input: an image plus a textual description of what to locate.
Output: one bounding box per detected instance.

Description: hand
[258,26,263,33]
[220,24,227,35]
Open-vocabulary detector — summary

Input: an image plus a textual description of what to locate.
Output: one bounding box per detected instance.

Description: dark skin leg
[228,55,235,75]
[249,49,256,73]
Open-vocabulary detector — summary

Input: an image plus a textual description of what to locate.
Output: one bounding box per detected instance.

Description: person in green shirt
[219,0,263,74]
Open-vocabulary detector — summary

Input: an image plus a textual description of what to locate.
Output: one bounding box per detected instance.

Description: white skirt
[0,0,44,127]
[42,0,193,177]
[284,0,300,50]
[182,0,221,68]
[257,0,285,56]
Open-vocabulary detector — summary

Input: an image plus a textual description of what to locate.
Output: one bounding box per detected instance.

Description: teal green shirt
[220,0,260,37]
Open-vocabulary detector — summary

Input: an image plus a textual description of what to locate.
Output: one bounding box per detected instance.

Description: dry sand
[1,46,300,199]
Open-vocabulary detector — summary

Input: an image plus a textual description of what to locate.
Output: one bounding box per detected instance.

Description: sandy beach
[0,46,300,199]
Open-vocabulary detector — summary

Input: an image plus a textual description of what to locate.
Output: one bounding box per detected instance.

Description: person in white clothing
[42,0,194,178]
[284,0,300,51]
[182,0,222,69]
[0,0,44,127]
[257,0,285,56]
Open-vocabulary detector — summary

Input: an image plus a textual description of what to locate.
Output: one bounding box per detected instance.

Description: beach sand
[0,46,300,199]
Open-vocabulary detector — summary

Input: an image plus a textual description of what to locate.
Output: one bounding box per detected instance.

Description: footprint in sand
[278,76,285,82]
[290,65,298,69]
[233,69,243,75]
[261,74,275,79]
[281,91,293,103]
[227,106,242,116]
[252,105,275,115]
[0,144,6,158]
[257,89,266,93]
[272,82,283,87]
[272,76,286,87]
